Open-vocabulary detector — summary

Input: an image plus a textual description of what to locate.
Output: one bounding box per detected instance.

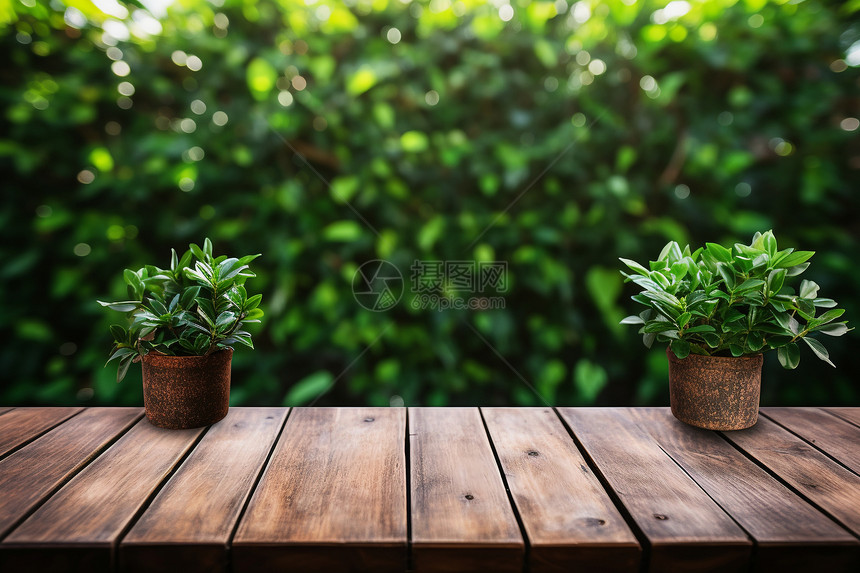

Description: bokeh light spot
[425,90,440,105]
[841,117,859,131]
[111,60,130,77]
[212,111,229,126]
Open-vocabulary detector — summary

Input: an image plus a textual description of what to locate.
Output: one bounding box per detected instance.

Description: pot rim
[666,345,762,364]
[142,347,233,366]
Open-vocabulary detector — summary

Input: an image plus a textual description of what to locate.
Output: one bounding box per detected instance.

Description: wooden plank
[0,407,82,458]
[409,407,524,573]
[0,407,12,416]
[722,415,860,538]
[558,408,751,573]
[120,408,287,573]
[482,407,640,573]
[0,418,204,573]
[631,408,859,570]
[762,407,860,474]
[232,408,407,573]
[0,408,141,539]
[826,407,860,428]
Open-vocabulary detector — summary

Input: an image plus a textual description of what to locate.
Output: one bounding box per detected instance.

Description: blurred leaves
[0,0,858,407]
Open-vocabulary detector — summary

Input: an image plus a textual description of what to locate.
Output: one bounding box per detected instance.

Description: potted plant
[620,230,849,430]
[99,238,263,429]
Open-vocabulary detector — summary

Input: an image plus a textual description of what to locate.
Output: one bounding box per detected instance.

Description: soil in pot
[667,346,763,431]
[141,348,232,429]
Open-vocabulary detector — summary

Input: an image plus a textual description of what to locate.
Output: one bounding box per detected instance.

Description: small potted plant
[620,230,849,430]
[99,238,263,429]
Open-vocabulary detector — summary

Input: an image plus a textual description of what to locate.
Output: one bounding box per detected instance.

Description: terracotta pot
[667,346,763,430]
[141,348,232,429]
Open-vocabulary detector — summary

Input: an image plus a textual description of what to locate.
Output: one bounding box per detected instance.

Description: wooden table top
[0,406,857,572]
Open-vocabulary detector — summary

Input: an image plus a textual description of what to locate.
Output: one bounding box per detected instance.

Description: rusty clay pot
[667,346,763,430]
[141,348,232,429]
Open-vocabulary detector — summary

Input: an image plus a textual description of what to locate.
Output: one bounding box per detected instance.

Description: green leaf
[245,294,262,310]
[812,308,845,326]
[642,332,656,349]
[705,242,733,264]
[179,286,201,309]
[189,243,205,262]
[816,322,850,337]
[778,343,800,369]
[677,312,691,328]
[117,354,134,383]
[746,331,765,352]
[785,262,810,277]
[177,249,194,271]
[729,344,744,357]
[148,298,168,316]
[619,258,650,276]
[767,268,786,295]
[109,324,127,342]
[670,339,690,359]
[658,241,683,264]
[717,263,736,290]
[799,280,820,299]
[197,306,215,328]
[215,311,237,329]
[803,337,835,367]
[685,325,716,334]
[774,250,814,269]
[735,279,765,292]
[700,333,721,348]
[644,321,678,333]
[814,322,852,336]
[105,346,136,366]
[98,300,141,312]
[774,313,800,335]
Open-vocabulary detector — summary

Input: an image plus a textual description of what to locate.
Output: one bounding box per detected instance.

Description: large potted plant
[99,238,263,429]
[620,230,849,430]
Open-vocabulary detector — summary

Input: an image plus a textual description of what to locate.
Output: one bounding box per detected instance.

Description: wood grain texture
[410,407,524,573]
[232,407,407,573]
[0,417,204,573]
[120,408,287,573]
[0,407,12,416]
[762,407,860,474]
[722,416,860,538]
[558,408,751,573]
[0,407,82,458]
[630,408,859,571]
[826,407,860,428]
[0,408,141,539]
[482,407,640,573]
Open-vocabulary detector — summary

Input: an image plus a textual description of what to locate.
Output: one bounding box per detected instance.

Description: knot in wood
[364,417,375,423]
[527,450,539,457]
[464,494,475,501]
[653,513,669,521]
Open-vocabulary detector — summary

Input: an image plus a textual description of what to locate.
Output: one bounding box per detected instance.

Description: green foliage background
[1,0,858,407]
